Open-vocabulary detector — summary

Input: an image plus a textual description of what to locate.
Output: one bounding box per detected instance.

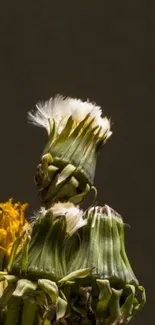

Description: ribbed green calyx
[8,202,88,283]
[68,205,138,287]
[0,205,93,325]
[64,205,145,325]
[0,204,146,325]
[35,114,109,206]
[9,211,67,281]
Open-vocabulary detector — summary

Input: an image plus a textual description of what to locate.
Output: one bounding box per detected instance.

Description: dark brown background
[0,1,154,324]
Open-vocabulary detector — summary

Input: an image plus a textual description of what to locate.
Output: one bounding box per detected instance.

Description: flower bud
[9,202,86,282]
[28,95,112,205]
[66,205,145,324]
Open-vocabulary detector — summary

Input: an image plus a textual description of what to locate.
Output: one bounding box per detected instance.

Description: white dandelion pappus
[28,95,112,139]
[43,202,86,236]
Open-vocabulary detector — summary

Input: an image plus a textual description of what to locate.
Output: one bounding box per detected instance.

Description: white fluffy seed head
[28,95,112,138]
[44,202,86,236]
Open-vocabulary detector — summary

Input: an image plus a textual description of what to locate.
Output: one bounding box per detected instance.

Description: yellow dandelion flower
[0,198,28,256]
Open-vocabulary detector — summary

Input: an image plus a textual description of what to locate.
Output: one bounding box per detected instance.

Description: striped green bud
[66,205,145,324]
[9,203,86,282]
[0,205,146,325]
[28,96,111,205]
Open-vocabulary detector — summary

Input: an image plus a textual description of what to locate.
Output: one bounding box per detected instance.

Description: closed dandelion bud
[9,202,87,282]
[28,95,112,206]
[66,205,145,324]
[0,203,91,325]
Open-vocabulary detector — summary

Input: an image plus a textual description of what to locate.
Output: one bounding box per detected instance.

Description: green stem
[22,300,37,325]
[0,309,6,325]
[4,296,21,325]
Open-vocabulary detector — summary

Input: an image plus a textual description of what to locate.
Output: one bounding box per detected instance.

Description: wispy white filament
[88,205,122,224]
[44,202,86,236]
[28,95,111,138]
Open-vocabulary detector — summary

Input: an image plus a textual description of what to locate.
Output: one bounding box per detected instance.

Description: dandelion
[2,203,146,325]
[0,96,145,325]
[10,202,86,280]
[28,95,112,206]
[66,205,146,325]
[0,198,28,270]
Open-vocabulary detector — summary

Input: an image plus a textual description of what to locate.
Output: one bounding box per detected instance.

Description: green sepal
[21,234,31,275]
[69,125,98,183]
[40,154,55,188]
[56,164,76,186]
[61,117,96,182]
[7,236,22,273]
[38,279,58,303]
[134,286,146,312]
[67,124,96,165]
[126,286,146,323]
[43,173,66,201]
[48,116,74,153]
[13,279,37,297]
[52,114,91,160]
[108,288,123,323]
[58,267,93,285]
[41,153,53,172]
[62,280,75,286]
[4,275,18,283]
[52,176,79,202]
[44,118,56,153]
[96,279,112,315]
[0,283,16,309]
[56,296,68,320]
[69,183,90,204]
[120,284,135,322]
[47,165,58,181]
